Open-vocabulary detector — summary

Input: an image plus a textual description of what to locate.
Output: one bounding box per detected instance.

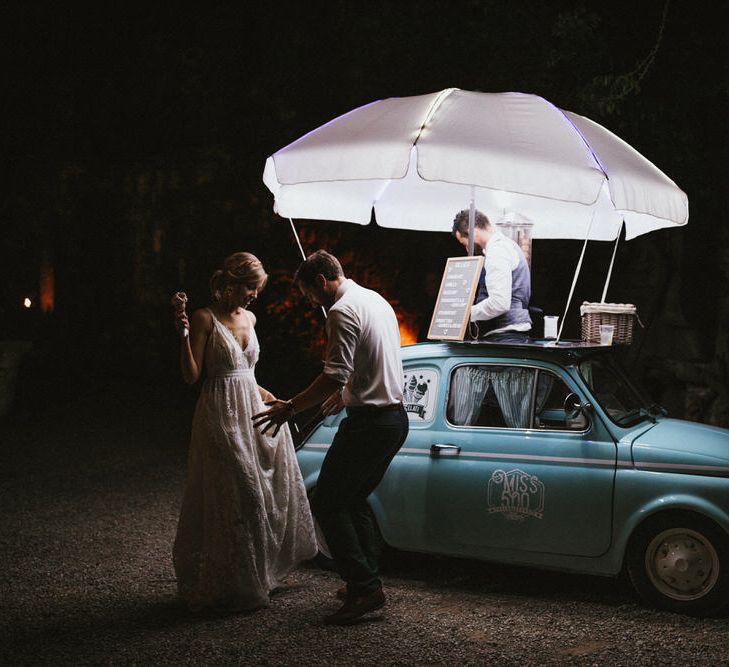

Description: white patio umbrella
[262,89,688,339]
[263,88,688,241]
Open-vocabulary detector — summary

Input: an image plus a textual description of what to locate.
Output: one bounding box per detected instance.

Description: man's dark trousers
[310,404,409,597]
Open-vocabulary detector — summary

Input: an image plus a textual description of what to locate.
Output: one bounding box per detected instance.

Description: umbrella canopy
[263,89,688,241]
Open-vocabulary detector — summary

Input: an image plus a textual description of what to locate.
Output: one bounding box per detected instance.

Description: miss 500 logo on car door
[487,469,545,522]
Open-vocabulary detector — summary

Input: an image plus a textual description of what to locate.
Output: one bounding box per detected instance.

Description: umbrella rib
[413,88,458,146]
[554,106,609,179]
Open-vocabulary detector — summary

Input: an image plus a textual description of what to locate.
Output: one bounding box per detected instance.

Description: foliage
[1,1,727,423]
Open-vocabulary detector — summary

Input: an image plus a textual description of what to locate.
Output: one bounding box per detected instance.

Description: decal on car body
[403,369,437,421]
[487,468,545,521]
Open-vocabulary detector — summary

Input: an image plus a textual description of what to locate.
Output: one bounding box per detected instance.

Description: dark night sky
[1,1,728,416]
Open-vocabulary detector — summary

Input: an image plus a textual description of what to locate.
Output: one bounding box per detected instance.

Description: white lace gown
[173,310,318,610]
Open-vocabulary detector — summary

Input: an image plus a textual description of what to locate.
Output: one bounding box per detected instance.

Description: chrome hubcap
[645,528,719,600]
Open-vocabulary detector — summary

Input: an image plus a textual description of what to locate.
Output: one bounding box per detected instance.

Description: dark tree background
[1,1,727,424]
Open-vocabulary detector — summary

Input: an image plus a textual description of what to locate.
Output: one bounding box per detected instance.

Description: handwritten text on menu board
[427,255,484,341]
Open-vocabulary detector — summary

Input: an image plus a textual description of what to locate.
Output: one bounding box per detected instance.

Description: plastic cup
[543,315,558,339]
[599,324,614,345]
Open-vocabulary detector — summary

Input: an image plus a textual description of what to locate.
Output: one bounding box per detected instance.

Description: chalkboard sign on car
[427,255,484,341]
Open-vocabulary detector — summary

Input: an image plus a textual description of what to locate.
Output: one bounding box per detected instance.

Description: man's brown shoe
[323,587,385,625]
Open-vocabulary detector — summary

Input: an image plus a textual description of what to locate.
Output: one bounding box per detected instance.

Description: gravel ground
[1,382,728,666]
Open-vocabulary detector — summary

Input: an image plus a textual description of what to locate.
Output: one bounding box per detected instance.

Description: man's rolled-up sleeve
[323,308,359,385]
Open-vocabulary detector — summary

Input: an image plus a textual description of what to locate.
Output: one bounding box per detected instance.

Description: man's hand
[252,399,294,437]
[321,389,344,416]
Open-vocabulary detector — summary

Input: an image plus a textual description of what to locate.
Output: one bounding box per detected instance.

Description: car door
[384,360,617,559]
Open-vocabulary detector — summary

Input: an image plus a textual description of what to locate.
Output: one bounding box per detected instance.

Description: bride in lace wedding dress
[171,252,317,612]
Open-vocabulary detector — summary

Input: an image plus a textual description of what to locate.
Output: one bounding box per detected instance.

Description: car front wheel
[627,511,729,616]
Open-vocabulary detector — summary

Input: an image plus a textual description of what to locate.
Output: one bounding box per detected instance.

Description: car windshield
[578,354,655,427]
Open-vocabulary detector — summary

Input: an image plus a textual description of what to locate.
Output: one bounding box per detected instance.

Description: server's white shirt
[470,230,530,332]
[323,279,404,407]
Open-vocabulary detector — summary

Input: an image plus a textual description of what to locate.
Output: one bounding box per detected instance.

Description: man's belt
[346,403,403,416]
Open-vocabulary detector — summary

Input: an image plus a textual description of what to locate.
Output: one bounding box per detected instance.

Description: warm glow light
[40,262,55,313]
[398,321,418,346]
[394,307,420,345]
[23,298,32,308]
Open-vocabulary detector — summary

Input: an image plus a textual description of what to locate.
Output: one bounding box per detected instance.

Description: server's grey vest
[474,254,532,334]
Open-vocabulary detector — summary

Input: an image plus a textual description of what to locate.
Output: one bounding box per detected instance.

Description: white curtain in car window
[535,372,556,414]
[487,368,535,429]
[451,366,491,425]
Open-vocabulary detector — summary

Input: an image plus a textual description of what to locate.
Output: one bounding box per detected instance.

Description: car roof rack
[456,338,605,350]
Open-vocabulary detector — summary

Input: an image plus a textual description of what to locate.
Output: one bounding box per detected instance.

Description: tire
[627,511,729,617]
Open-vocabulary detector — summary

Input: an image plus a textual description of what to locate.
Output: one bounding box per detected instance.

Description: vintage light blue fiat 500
[296,341,729,617]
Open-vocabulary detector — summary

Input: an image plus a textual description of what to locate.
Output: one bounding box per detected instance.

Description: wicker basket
[580,302,638,345]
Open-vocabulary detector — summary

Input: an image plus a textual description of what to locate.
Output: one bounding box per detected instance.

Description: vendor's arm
[470,245,512,322]
[179,308,212,384]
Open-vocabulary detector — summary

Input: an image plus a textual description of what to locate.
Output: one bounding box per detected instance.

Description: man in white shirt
[252,250,408,625]
[452,209,532,341]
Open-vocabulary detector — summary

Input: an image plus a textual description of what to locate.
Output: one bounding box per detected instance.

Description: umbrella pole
[288,217,327,320]
[468,188,475,256]
[555,212,596,344]
[600,222,623,303]
[289,217,307,261]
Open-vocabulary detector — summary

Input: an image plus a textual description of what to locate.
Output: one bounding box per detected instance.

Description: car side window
[446,365,588,432]
[533,370,588,431]
[447,365,535,429]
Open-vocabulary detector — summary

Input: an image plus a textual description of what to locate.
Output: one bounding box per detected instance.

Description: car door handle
[430,443,462,457]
